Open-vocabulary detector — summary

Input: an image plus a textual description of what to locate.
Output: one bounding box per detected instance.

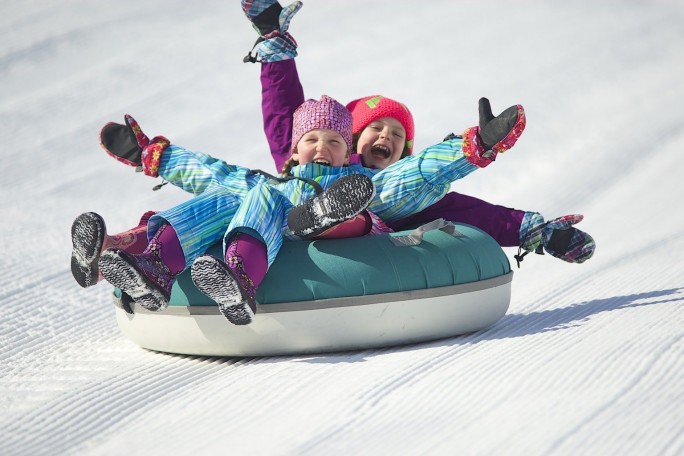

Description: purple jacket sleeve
[386,192,526,247]
[260,60,305,173]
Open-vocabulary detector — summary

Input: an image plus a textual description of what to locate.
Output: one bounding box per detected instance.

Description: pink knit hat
[345,95,415,154]
[291,95,353,154]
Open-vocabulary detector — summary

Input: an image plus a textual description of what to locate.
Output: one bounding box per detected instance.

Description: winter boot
[310,211,373,239]
[516,212,596,266]
[287,174,376,238]
[102,211,155,253]
[70,211,154,288]
[71,212,107,288]
[100,114,170,177]
[98,223,186,311]
[241,0,303,63]
[191,233,268,325]
[462,98,526,167]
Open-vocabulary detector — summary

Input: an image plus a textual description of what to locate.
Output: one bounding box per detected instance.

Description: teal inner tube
[162,222,511,307]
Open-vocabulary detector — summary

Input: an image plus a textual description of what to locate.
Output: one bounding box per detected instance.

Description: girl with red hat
[243,0,595,267]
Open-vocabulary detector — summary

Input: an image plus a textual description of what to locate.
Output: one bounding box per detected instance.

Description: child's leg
[102,211,156,253]
[309,212,373,239]
[226,183,291,269]
[287,174,376,238]
[388,192,525,247]
[98,189,240,310]
[99,223,186,311]
[226,232,269,287]
[261,60,305,173]
[148,187,242,266]
[191,183,286,325]
[190,231,269,326]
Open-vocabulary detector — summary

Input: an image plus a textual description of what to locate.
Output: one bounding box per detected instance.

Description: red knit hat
[291,95,353,154]
[345,95,415,154]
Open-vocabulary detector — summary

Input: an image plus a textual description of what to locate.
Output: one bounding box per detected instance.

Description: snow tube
[113,220,513,356]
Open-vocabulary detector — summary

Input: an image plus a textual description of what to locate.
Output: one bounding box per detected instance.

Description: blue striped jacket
[148,136,477,266]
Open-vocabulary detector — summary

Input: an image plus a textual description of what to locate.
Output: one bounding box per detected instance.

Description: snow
[1,0,683,454]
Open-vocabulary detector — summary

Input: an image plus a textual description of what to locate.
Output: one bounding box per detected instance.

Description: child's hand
[242,1,303,38]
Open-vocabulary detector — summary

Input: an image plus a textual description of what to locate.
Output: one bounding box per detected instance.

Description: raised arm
[260,60,304,172]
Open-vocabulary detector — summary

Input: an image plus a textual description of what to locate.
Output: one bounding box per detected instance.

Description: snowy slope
[1,0,683,454]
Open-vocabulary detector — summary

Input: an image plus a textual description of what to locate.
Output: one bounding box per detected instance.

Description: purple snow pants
[259,60,525,247]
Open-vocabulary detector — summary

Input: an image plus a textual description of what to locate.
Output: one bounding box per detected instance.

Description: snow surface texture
[2,0,683,454]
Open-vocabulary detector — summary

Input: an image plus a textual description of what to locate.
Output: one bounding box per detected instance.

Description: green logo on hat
[365,96,384,109]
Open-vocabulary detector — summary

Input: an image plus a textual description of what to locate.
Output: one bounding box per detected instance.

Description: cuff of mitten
[141,136,170,177]
[257,33,298,62]
[461,126,495,168]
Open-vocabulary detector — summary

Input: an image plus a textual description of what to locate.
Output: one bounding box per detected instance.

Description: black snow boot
[191,255,257,326]
[70,212,106,288]
[287,174,376,238]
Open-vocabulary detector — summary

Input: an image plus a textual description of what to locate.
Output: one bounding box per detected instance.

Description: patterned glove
[542,214,596,264]
[242,0,303,62]
[242,0,302,37]
[517,213,596,266]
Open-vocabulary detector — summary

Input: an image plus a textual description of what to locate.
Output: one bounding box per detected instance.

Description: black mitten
[478,97,522,151]
[100,115,148,167]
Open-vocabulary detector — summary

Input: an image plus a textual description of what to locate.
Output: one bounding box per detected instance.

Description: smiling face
[355,117,407,169]
[292,128,349,167]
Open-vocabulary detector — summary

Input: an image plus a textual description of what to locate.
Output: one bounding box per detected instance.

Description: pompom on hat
[291,95,353,154]
[345,95,415,154]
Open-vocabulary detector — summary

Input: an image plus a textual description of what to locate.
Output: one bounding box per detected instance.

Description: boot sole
[190,256,255,326]
[287,174,376,238]
[70,212,106,288]
[98,250,169,312]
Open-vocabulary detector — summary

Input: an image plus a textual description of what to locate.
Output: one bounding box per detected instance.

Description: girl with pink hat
[82,95,367,315]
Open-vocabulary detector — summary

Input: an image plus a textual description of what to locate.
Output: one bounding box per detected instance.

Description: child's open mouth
[370,145,391,159]
[313,159,330,165]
